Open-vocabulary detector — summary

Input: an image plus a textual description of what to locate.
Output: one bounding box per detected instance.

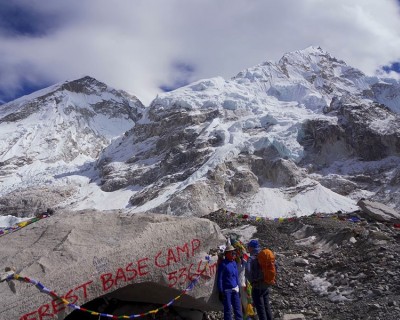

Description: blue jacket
[217,259,240,292]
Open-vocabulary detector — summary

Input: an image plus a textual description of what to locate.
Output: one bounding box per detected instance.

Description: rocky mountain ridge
[97,46,400,216]
[0,47,399,218]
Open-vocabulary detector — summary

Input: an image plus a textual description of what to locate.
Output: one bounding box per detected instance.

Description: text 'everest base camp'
[1,47,400,320]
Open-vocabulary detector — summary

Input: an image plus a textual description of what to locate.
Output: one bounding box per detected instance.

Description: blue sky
[383,62,400,74]
[159,62,196,93]
[0,0,400,105]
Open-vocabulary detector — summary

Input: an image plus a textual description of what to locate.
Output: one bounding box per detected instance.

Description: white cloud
[1,0,400,105]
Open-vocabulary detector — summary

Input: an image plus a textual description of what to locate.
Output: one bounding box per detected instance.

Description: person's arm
[234,263,240,287]
[245,257,253,283]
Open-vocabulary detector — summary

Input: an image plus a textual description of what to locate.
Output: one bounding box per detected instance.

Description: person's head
[224,245,237,261]
[247,239,260,253]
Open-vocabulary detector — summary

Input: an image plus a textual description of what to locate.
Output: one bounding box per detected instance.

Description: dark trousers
[252,287,273,320]
[223,289,243,320]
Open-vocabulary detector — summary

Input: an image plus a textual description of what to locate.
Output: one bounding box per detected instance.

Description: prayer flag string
[0,214,50,238]
[219,208,363,223]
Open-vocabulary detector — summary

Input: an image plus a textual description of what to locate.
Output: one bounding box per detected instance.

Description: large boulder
[0,210,225,319]
[357,199,400,223]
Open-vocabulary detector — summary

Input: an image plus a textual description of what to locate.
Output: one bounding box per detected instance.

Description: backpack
[257,248,276,285]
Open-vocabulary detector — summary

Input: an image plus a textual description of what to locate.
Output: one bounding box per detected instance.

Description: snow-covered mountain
[1,47,399,218]
[0,76,144,214]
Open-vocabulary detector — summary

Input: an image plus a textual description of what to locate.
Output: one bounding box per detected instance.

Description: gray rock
[0,210,225,319]
[293,257,310,266]
[282,314,306,320]
[357,199,400,223]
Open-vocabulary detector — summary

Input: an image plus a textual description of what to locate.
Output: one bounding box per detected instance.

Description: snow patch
[0,215,30,228]
[304,273,353,303]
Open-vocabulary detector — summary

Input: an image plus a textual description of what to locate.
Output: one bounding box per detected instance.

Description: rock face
[357,199,400,222]
[0,210,225,319]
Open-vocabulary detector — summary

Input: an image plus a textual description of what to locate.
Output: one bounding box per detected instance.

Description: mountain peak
[59,76,109,94]
[285,46,331,58]
[0,74,144,179]
[279,45,346,67]
[297,45,326,55]
[230,46,367,112]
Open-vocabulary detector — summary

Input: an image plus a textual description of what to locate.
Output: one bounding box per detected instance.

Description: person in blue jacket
[217,245,243,320]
